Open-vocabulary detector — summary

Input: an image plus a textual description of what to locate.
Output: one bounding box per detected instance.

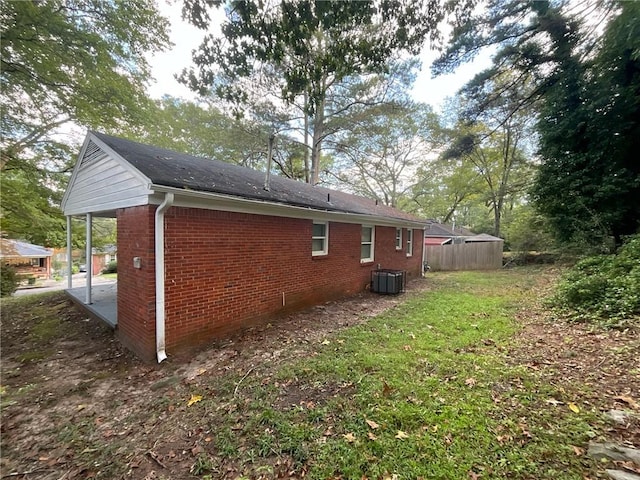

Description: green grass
[184,269,601,479]
[2,269,605,479]
[100,273,117,280]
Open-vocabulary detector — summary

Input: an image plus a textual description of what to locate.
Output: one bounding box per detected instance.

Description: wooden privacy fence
[425,242,503,271]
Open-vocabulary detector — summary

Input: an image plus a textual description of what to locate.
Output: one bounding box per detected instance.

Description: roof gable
[62,134,152,215]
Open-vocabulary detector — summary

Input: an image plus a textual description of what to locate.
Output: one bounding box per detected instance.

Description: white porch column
[85,213,92,304]
[66,216,73,289]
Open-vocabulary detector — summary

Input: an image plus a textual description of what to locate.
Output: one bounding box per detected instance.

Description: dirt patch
[0,281,429,479]
[507,309,640,445]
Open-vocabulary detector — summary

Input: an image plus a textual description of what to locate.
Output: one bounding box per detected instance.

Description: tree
[531,2,640,248]
[331,101,438,207]
[180,0,443,185]
[124,96,271,169]
[0,0,170,245]
[433,0,639,248]
[411,154,485,224]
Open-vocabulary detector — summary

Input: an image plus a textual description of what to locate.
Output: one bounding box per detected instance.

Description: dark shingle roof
[93,132,422,223]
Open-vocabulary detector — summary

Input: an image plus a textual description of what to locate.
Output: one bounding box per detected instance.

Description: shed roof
[88,132,422,224]
[0,239,53,258]
[464,233,504,243]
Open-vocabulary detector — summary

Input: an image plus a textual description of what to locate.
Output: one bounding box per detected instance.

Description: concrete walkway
[14,273,115,296]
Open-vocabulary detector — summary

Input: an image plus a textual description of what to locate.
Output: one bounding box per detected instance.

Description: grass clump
[552,234,640,327]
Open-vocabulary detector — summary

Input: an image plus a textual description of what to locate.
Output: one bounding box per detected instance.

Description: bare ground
[1,272,638,479]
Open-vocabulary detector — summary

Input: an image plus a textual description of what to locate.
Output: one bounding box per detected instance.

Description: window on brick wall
[395,227,402,250]
[361,225,374,263]
[312,222,328,256]
[406,228,413,257]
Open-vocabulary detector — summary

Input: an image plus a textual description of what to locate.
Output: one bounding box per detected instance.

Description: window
[312,222,328,256]
[361,225,374,263]
[406,228,413,257]
[395,227,402,250]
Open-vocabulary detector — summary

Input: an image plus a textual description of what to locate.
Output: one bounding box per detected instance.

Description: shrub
[552,234,640,327]
[102,260,117,274]
[1,265,19,297]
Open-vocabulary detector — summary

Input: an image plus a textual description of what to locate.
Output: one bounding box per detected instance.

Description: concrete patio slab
[66,283,117,328]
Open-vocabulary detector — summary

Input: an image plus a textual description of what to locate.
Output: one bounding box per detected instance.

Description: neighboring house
[62,131,425,362]
[0,238,53,279]
[91,245,117,275]
[424,221,476,245]
[423,222,504,271]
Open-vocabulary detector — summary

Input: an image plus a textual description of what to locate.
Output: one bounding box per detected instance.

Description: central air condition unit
[371,269,406,295]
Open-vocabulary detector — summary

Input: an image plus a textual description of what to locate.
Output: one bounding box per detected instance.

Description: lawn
[1,267,638,479]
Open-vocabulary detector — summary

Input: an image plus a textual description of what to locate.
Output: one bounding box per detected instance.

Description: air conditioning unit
[371,269,406,295]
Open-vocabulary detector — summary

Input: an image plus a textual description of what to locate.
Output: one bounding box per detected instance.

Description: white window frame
[406,228,413,257]
[395,227,402,250]
[312,221,329,256]
[360,225,375,263]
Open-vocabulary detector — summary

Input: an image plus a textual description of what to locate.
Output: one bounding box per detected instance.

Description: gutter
[149,184,426,230]
[155,192,174,363]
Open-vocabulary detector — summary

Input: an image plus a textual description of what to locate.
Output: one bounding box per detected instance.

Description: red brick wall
[117,205,423,359]
[162,207,422,354]
[116,205,157,360]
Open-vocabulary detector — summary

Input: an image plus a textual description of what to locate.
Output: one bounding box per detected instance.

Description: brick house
[62,132,425,362]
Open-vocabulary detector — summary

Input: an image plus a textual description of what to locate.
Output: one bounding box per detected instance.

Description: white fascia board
[149,184,425,229]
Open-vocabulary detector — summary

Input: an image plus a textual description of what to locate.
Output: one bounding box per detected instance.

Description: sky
[147,2,492,113]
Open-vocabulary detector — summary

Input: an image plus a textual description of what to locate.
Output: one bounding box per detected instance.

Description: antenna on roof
[264,133,276,191]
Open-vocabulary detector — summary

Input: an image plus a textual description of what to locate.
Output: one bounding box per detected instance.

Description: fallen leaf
[465,378,477,387]
[545,398,564,406]
[336,339,345,344]
[403,345,412,351]
[468,471,480,480]
[409,333,416,339]
[614,395,639,409]
[204,437,212,443]
[343,432,356,443]
[191,445,204,455]
[77,404,86,411]
[367,432,377,441]
[568,402,580,413]
[395,430,409,439]
[382,381,393,397]
[197,368,207,376]
[571,445,584,456]
[187,394,203,406]
[365,419,380,430]
[321,339,331,345]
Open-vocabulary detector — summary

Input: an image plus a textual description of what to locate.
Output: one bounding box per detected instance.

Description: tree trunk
[310,96,325,185]
[303,91,310,184]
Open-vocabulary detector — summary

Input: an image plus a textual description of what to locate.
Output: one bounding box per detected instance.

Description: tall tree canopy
[433,0,640,248]
[0,0,171,245]
[180,0,443,184]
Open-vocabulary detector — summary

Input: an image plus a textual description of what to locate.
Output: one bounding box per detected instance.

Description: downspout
[155,192,174,363]
[422,228,427,276]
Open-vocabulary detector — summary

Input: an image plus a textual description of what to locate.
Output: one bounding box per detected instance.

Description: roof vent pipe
[264,133,276,191]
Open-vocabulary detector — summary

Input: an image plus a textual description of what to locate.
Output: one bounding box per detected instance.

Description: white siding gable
[62,135,152,215]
